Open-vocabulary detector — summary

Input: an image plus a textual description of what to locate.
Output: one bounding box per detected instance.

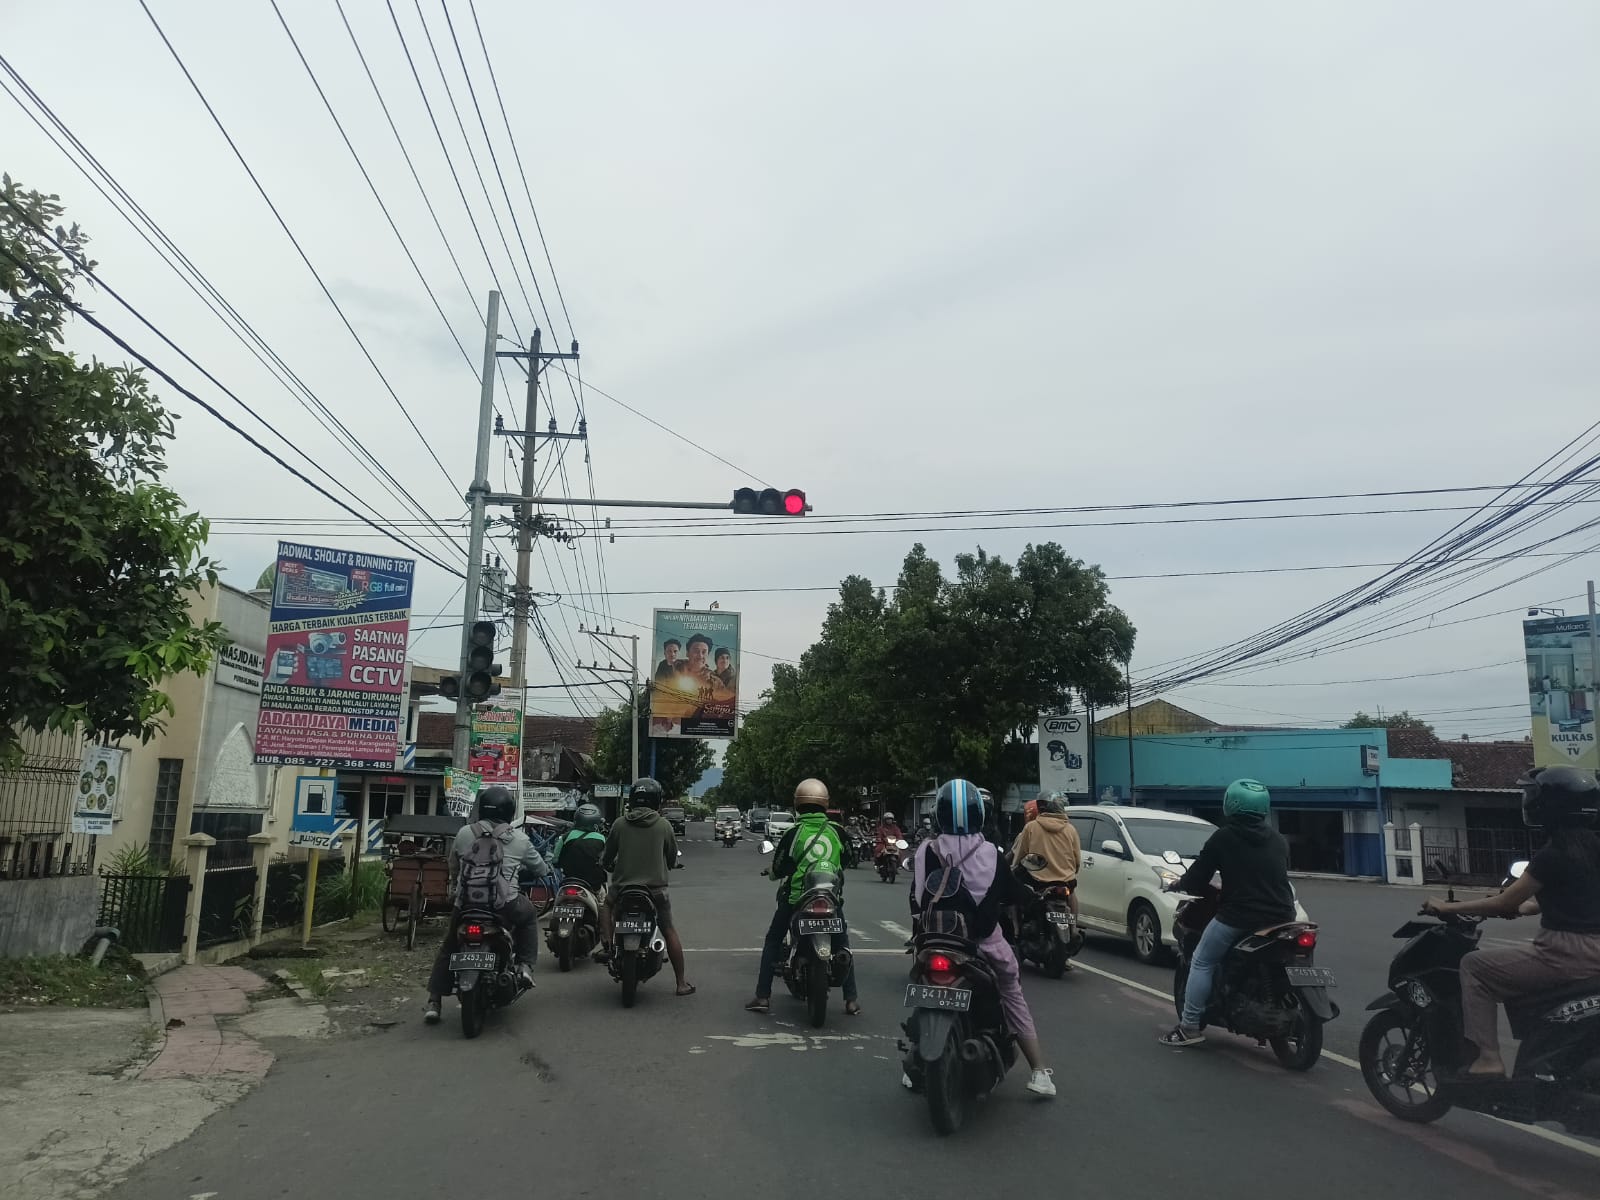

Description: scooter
[1014,856,1083,979]
[778,866,853,1027]
[545,878,600,971]
[449,906,533,1038]
[605,853,684,1007]
[877,838,909,884]
[718,820,741,848]
[1358,862,1600,1136]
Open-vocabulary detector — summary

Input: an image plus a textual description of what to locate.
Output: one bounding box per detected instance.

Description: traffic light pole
[453,291,502,771]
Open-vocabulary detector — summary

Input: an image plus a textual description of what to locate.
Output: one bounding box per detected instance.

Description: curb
[272,968,318,1003]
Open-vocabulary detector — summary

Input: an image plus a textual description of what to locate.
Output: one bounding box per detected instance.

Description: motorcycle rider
[1160,778,1296,1048]
[600,778,695,996]
[554,803,610,958]
[424,786,549,1025]
[1422,765,1600,1079]
[907,779,1056,1098]
[1010,791,1082,926]
[745,778,861,1015]
[874,811,904,862]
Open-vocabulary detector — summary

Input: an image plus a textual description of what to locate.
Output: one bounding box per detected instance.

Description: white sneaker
[1026,1068,1057,1098]
[901,1072,915,1091]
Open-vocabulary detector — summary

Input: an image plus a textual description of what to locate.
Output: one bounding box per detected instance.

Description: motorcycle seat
[1253,920,1315,937]
[1508,976,1600,1016]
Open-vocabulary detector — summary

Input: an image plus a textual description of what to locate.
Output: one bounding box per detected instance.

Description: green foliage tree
[0,177,226,766]
[1342,711,1435,735]
[721,542,1135,805]
[589,686,714,800]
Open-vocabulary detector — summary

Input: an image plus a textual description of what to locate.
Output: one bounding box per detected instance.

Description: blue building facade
[1089,728,1452,878]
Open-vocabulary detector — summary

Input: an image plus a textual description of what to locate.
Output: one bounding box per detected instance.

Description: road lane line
[1070,956,1600,1161]
[687,947,907,954]
[879,920,912,940]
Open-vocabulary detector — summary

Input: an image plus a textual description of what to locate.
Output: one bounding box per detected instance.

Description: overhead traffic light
[732,487,808,516]
[438,619,503,702]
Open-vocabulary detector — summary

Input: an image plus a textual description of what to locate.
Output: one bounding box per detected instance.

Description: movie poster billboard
[648,608,740,739]
[1038,713,1090,797]
[470,702,523,786]
[1524,615,1598,771]
[254,542,415,768]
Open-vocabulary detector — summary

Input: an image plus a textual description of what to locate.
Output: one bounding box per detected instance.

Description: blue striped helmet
[935,779,986,836]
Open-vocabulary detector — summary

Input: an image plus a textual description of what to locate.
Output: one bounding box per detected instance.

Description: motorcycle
[1171,883,1337,1070]
[778,866,854,1027]
[899,896,1017,1135]
[718,820,741,848]
[448,906,533,1038]
[1014,856,1083,979]
[605,853,684,1007]
[877,838,910,884]
[1358,862,1600,1136]
[545,878,600,971]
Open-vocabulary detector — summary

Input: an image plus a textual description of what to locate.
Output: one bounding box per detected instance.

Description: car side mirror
[1100,839,1126,858]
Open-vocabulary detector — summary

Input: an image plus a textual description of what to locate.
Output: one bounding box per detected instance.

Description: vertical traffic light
[732,488,808,515]
[465,620,502,700]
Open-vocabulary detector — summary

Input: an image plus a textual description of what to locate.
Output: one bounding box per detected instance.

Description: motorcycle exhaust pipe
[649,934,666,955]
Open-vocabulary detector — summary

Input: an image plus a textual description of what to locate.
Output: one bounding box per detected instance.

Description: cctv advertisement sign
[255,541,415,768]
[1038,713,1090,797]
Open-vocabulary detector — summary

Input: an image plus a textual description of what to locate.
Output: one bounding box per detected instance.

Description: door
[1275,809,1344,874]
[1067,812,1120,928]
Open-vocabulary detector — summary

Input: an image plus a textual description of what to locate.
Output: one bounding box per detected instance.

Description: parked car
[1063,805,1309,965]
[747,806,771,834]
[662,804,687,836]
[765,810,797,839]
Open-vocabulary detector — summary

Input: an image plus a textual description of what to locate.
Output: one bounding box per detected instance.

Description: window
[148,759,183,867]
[1122,818,1214,860]
[1067,813,1104,851]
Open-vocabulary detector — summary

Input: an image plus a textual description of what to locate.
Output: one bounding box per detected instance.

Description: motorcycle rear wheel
[1359,1009,1452,1123]
[557,939,573,973]
[1043,940,1068,980]
[806,964,828,1028]
[620,953,639,1008]
[459,979,486,1039]
[1270,1011,1323,1071]
[925,1036,969,1136]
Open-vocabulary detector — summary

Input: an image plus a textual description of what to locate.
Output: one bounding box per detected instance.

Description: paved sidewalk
[143,965,274,1081]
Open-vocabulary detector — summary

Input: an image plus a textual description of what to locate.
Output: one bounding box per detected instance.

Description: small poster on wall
[72,745,124,835]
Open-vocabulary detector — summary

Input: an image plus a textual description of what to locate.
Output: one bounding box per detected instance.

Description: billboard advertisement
[648,608,740,739]
[1038,713,1090,797]
[470,703,523,786]
[254,541,415,768]
[1524,615,1598,771]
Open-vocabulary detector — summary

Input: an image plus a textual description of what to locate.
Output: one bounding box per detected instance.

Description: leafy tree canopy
[1342,711,1435,734]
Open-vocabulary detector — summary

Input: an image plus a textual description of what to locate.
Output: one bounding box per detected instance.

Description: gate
[99,872,191,953]
[1419,826,1543,885]
[197,863,259,947]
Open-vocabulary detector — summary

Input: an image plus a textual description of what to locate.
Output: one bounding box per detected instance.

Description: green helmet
[1222,779,1270,822]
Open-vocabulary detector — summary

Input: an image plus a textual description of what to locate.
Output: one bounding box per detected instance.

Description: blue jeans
[1182,918,1248,1029]
[756,901,858,1002]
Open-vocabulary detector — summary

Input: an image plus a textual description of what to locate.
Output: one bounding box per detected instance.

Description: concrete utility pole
[507,327,541,693]
[1589,580,1598,746]
[452,292,501,771]
[585,628,640,781]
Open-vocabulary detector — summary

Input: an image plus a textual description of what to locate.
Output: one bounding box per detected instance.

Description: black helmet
[575,803,603,833]
[478,786,517,825]
[629,777,664,810]
[1519,766,1600,830]
[934,779,985,836]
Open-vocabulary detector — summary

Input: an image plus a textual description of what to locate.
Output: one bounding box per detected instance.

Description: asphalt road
[110,823,1597,1200]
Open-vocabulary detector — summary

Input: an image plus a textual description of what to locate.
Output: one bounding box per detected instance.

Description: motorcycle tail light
[927,953,953,974]
[807,897,834,915]
[464,923,484,940]
[1294,929,1317,949]
[561,886,583,897]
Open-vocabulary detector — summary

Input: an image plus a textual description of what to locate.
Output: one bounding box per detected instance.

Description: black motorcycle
[449,906,533,1038]
[778,867,854,1027]
[717,818,741,847]
[900,904,1017,1135]
[545,879,600,971]
[1014,861,1083,979]
[1172,886,1337,1070]
[607,885,667,1007]
[1358,863,1600,1136]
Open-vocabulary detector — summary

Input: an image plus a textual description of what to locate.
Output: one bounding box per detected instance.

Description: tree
[1342,711,1435,735]
[0,177,226,766]
[589,687,714,800]
[720,542,1135,804]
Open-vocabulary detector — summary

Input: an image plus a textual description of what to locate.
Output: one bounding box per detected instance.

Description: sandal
[844,1001,862,1017]
[676,983,697,997]
[744,996,770,1013]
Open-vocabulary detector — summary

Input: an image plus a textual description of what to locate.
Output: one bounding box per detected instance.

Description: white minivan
[1063,805,1308,965]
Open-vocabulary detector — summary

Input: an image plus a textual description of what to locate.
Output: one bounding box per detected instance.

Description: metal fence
[1419,826,1545,885]
[0,728,97,879]
[98,871,190,953]
[197,864,259,948]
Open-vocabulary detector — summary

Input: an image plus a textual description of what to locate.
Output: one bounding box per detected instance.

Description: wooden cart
[380,814,463,950]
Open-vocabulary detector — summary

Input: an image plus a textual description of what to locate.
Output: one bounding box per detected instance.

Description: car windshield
[770,811,793,822]
[751,808,769,818]
[1122,818,1214,860]
[716,809,738,821]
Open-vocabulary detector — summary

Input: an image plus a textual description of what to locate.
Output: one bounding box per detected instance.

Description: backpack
[459,820,517,909]
[916,843,983,939]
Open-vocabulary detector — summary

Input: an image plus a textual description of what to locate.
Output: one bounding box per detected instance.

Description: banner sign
[72,745,124,835]
[1038,713,1090,797]
[648,608,740,739]
[469,703,523,786]
[444,768,482,819]
[1524,615,1598,770]
[254,542,415,768]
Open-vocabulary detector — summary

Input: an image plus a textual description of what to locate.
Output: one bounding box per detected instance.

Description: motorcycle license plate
[616,917,653,934]
[796,917,844,935]
[904,984,972,1012]
[554,905,585,919]
[1045,910,1071,925]
[450,951,497,971]
[1284,966,1337,988]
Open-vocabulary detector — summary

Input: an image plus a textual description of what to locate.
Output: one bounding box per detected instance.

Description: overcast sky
[4,1,1598,742]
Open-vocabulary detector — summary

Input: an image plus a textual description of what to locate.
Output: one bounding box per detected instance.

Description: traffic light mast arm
[482,493,812,513]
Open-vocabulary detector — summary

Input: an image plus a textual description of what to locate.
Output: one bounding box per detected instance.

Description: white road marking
[880,920,912,940]
[687,947,906,955]
[1072,955,1600,1162]
[704,1031,883,1051]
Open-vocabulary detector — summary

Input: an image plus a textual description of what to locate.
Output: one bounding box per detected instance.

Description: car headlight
[1154,866,1183,888]
[1400,979,1433,1009]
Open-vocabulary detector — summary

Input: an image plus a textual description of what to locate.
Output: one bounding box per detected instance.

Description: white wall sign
[216,642,265,695]
[72,745,124,834]
[1038,713,1090,796]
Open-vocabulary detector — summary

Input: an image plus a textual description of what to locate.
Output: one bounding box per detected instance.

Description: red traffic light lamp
[733,487,808,516]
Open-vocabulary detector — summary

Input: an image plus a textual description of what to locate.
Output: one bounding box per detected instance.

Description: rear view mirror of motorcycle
[893,838,909,850]
[761,840,775,855]
[1162,849,1183,866]
[1508,860,1529,879]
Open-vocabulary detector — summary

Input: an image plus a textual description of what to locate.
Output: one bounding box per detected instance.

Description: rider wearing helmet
[906,779,1056,1098]
[1161,778,1296,1048]
[424,786,550,1024]
[554,803,609,895]
[1424,765,1600,1078]
[600,778,694,996]
[1010,791,1082,925]
[875,810,903,860]
[745,779,861,1016]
